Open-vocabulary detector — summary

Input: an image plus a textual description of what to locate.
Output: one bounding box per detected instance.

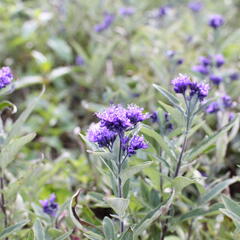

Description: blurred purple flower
[229,112,235,121]
[229,72,239,81]
[94,13,114,33]
[176,58,184,65]
[215,54,225,68]
[166,50,176,58]
[206,101,220,114]
[150,111,158,123]
[208,14,224,29]
[199,56,212,66]
[209,74,223,85]
[119,7,135,16]
[0,66,13,89]
[188,1,203,12]
[75,56,85,66]
[189,82,209,101]
[40,194,58,217]
[192,65,210,75]
[222,95,233,108]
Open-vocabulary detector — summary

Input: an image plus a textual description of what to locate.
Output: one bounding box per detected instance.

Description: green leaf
[186,117,238,161]
[133,190,175,238]
[120,162,152,185]
[199,178,238,204]
[0,132,36,169]
[119,228,133,240]
[0,101,17,113]
[141,125,175,160]
[33,219,45,240]
[0,220,29,239]
[7,86,44,142]
[48,67,73,81]
[103,217,116,240]
[220,195,240,230]
[105,197,129,218]
[48,38,72,62]
[55,230,73,240]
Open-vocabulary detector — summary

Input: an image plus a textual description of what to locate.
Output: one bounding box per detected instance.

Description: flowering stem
[117,139,124,233]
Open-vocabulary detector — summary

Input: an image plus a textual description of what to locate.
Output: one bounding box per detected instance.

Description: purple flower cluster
[171,74,209,101]
[94,13,115,33]
[188,1,203,13]
[0,66,13,89]
[229,72,239,81]
[88,104,149,157]
[192,54,225,85]
[208,14,224,29]
[40,194,58,217]
[206,95,233,114]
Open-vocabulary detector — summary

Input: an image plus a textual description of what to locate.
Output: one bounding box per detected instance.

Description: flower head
[199,56,212,66]
[94,13,114,33]
[96,105,131,132]
[206,102,220,114]
[126,135,148,157]
[208,14,224,29]
[192,65,210,75]
[215,54,225,68]
[40,194,58,217]
[75,56,85,66]
[171,75,191,94]
[87,122,116,149]
[176,58,184,65]
[158,6,168,17]
[190,82,209,101]
[150,111,158,123]
[188,1,203,12]
[0,66,13,89]
[221,95,232,108]
[126,104,149,125]
[229,72,239,81]
[119,7,135,16]
[210,74,223,85]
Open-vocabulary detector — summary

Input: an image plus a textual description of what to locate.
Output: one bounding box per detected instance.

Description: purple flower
[222,95,232,108]
[166,50,176,58]
[208,14,224,29]
[40,194,58,217]
[188,1,203,12]
[206,102,220,114]
[209,74,223,85]
[190,82,209,101]
[119,7,135,16]
[87,122,116,149]
[126,135,148,157]
[164,112,173,131]
[176,58,184,65]
[215,54,225,68]
[158,6,168,17]
[126,104,149,125]
[229,112,235,121]
[192,65,210,75]
[150,111,158,123]
[171,75,191,94]
[0,66,13,89]
[75,56,85,66]
[229,72,239,81]
[199,56,212,66]
[94,13,114,33]
[96,105,131,132]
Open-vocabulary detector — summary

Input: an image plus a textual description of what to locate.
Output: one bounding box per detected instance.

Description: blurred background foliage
[0,0,240,239]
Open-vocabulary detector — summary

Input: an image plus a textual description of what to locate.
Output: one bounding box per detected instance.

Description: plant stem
[0,169,8,240]
[117,141,124,233]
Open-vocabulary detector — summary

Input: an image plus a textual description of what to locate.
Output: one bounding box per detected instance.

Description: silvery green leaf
[0,220,29,239]
[119,228,133,240]
[105,197,129,218]
[103,217,116,240]
[55,230,73,240]
[120,161,152,185]
[33,219,45,240]
[199,177,239,204]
